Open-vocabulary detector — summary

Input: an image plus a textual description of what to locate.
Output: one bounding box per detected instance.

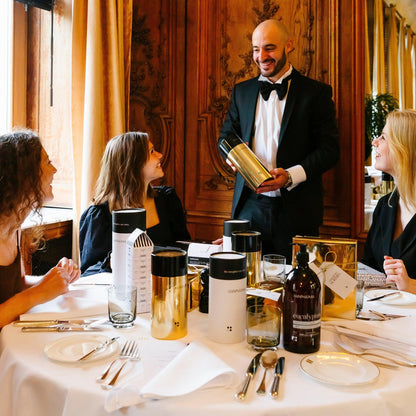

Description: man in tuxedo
[219,19,340,261]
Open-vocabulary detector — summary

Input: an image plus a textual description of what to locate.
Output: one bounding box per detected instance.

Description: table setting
[2,251,416,416]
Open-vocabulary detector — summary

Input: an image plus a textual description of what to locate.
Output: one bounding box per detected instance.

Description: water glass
[247,303,281,351]
[262,254,286,288]
[108,286,137,328]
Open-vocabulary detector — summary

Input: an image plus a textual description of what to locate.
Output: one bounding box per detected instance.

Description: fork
[96,340,131,383]
[101,341,141,389]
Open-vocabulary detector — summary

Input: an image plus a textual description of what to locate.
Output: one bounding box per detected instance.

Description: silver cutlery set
[13,319,107,332]
[236,351,285,400]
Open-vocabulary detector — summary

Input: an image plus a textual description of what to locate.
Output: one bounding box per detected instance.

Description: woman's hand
[35,258,81,302]
[383,256,416,294]
[57,257,81,284]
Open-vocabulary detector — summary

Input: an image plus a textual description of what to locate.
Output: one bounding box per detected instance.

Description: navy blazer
[362,191,416,278]
[219,68,340,233]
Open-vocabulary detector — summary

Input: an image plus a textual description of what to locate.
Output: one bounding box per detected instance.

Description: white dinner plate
[365,289,416,305]
[44,334,119,363]
[300,352,379,386]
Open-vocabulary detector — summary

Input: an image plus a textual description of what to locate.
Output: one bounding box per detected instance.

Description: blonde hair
[386,109,416,211]
[93,132,154,211]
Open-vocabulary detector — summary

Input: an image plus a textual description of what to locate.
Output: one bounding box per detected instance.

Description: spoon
[336,333,415,367]
[256,350,278,394]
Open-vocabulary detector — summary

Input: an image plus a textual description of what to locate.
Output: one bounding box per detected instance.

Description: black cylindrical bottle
[283,244,321,353]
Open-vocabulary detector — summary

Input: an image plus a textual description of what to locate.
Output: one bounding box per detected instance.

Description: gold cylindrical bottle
[151,249,188,340]
[231,231,261,287]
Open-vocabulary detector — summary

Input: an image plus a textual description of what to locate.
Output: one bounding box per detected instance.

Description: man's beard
[259,49,287,78]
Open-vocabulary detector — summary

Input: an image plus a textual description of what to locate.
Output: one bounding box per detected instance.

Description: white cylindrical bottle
[222,219,250,251]
[112,209,146,286]
[208,252,247,344]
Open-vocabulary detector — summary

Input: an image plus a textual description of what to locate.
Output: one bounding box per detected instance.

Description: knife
[270,356,285,398]
[367,291,399,302]
[77,337,119,361]
[14,319,98,327]
[235,352,262,400]
[21,325,103,332]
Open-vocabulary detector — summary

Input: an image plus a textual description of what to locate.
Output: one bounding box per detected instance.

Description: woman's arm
[0,257,80,328]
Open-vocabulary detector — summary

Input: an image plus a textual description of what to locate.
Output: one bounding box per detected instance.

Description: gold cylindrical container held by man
[218,132,273,191]
[151,249,188,340]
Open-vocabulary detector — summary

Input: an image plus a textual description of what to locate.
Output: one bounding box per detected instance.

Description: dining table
[1,274,416,416]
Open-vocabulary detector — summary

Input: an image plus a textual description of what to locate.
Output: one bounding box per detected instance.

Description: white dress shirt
[253,65,306,196]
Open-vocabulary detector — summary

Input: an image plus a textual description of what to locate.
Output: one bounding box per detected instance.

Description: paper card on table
[320,262,357,299]
[246,288,281,302]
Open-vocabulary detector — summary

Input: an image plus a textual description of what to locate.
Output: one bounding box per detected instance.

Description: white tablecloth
[1,285,416,416]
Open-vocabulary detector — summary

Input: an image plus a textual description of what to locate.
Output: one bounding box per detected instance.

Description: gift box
[292,236,358,320]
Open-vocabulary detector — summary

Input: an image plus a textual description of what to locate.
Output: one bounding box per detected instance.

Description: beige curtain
[364,0,372,95]
[404,28,414,108]
[71,0,133,259]
[372,0,386,94]
[398,18,406,109]
[413,35,416,108]
[387,5,399,99]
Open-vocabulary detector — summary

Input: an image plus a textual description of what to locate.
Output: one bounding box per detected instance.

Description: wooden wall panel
[129,0,186,199]
[184,0,344,241]
[129,0,365,244]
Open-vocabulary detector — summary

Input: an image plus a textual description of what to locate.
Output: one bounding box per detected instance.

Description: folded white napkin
[19,287,108,321]
[104,340,237,412]
[324,317,416,359]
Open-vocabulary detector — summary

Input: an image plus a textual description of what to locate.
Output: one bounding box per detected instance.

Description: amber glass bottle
[283,244,321,353]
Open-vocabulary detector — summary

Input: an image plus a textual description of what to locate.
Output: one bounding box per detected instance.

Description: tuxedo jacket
[219,68,340,233]
[362,191,416,278]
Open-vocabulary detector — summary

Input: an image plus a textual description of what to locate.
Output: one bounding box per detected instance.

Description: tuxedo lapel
[278,69,300,146]
[241,78,261,146]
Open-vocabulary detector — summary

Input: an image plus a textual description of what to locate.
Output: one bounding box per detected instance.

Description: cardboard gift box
[292,236,358,320]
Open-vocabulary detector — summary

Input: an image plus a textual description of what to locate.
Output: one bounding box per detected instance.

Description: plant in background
[364,93,399,160]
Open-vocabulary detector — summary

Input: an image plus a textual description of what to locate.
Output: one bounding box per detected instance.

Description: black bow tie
[259,76,291,101]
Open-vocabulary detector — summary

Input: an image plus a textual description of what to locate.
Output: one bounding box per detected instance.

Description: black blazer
[219,68,340,233]
[362,191,416,278]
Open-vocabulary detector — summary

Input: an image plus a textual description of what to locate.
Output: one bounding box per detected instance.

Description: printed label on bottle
[292,319,321,330]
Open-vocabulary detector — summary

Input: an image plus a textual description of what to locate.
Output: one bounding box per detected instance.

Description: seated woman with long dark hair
[0,130,80,328]
[79,131,190,275]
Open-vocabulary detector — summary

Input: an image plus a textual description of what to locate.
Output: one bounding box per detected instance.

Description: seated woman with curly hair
[0,130,80,328]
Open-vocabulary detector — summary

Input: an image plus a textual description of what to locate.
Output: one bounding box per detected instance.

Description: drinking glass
[108,286,137,328]
[262,254,286,289]
[247,303,281,350]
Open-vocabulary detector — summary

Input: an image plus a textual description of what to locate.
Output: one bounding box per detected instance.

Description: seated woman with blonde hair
[362,109,416,294]
[0,130,80,328]
[79,131,190,275]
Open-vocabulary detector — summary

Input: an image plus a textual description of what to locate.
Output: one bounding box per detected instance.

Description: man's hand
[256,168,289,194]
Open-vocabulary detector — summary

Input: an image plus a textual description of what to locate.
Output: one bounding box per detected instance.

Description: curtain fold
[398,18,406,109]
[404,28,413,108]
[364,0,372,95]
[71,0,133,259]
[387,5,399,99]
[372,0,386,94]
[412,35,416,109]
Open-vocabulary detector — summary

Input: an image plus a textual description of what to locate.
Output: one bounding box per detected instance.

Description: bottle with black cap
[283,243,321,353]
[208,252,247,343]
[231,230,261,287]
[151,248,188,340]
[223,219,250,251]
[112,208,146,286]
[218,132,273,191]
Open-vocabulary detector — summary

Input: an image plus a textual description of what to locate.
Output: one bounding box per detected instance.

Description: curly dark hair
[93,131,155,211]
[0,130,44,232]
